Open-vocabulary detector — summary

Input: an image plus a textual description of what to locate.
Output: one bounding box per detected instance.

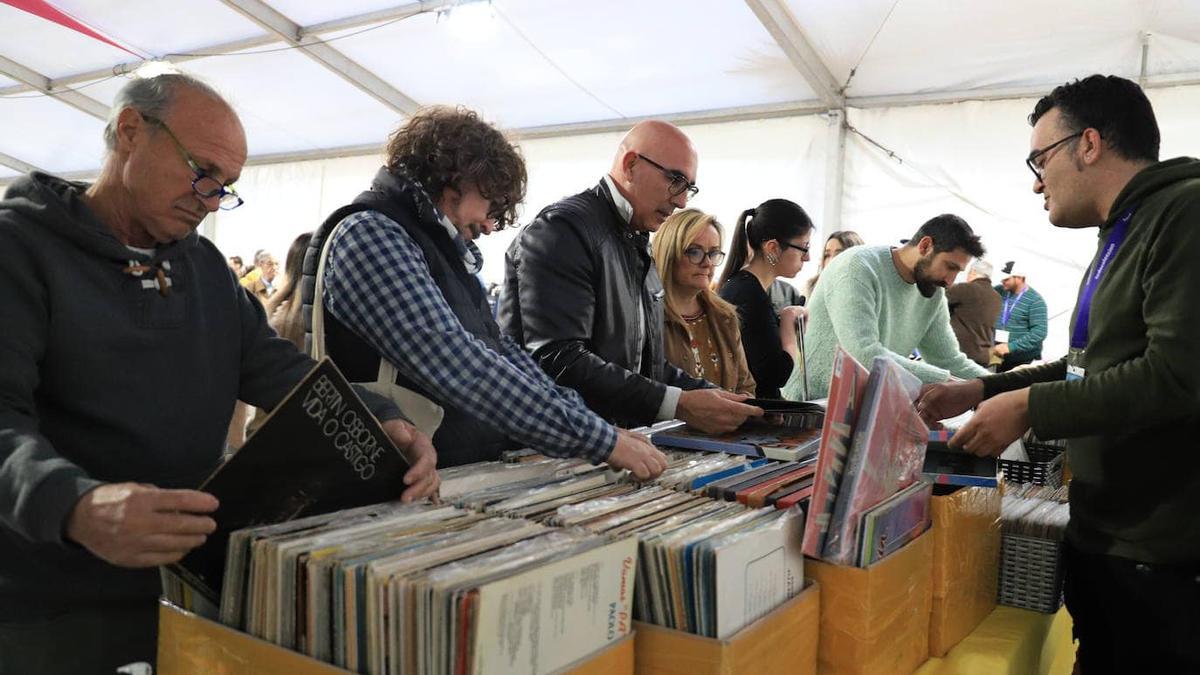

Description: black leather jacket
[498,179,709,427]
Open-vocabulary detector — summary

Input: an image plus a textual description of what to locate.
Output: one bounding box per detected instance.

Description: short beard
[913,257,939,298]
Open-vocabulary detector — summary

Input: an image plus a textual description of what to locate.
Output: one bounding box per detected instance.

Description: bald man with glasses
[500,120,762,432]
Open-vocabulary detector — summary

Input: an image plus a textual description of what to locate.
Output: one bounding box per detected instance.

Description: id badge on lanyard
[1066,347,1086,381]
[1067,206,1135,381]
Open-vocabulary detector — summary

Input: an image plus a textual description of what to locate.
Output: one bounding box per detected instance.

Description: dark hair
[1030,75,1159,163]
[718,198,814,287]
[229,256,243,266]
[265,232,313,348]
[384,105,527,228]
[907,214,985,258]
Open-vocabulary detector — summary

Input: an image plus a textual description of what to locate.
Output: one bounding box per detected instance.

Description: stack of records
[549,484,805,639]
[219,501,636,675]
[804,348,931,567]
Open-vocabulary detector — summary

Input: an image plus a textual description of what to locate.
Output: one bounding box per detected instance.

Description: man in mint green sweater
[917,75,1200,672]
[794,214,988,400]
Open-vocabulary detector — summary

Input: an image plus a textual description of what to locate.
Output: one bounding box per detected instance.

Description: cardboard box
[633,581,819,675]
[806,530,933,675]
[156,600,633,675]
[929,485,1001,657]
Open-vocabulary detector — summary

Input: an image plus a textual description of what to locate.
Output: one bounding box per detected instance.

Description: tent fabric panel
[49,0,268,60]
[785,0,1200,100]
[0,2,141,77]
[322,10,619,129]
[0,94,106,172]
[158,47,404,156]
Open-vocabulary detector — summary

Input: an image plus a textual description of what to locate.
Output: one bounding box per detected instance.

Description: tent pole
[1140,32,1152,88]
[823,109,847,234]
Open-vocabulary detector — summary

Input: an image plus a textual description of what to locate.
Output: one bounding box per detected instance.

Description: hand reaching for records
[66,483,218,568]
[607,429,669,481]
[382,418,440,503]
[677,389,764,434]
[949,388,1031,457]
[914,379,984,426]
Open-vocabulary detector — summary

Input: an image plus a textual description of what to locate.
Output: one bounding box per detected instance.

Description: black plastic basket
[999,446,1064,487]
[998,534,1065,613]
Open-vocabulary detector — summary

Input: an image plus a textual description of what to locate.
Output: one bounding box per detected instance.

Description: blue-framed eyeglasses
[142,114,244,210]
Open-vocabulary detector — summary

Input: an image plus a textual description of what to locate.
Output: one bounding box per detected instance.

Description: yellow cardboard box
[929,485,1001,657]
[633,581,819,675]
[156,600,633,675]
[806,530,933,675]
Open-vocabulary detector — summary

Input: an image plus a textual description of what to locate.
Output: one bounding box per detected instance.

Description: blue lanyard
[1070,207,1135,349]
[1000,288,1027,326]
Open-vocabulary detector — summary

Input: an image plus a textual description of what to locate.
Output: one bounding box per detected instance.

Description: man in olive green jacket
[916,75,1200,672]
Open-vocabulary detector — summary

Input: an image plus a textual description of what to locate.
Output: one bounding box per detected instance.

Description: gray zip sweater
[0,173,399,619]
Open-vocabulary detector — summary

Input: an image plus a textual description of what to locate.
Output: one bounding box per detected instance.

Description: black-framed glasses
[1025,131,1083,182]
[780,241,810,255]
[636,153,699,199]
[682,246,725,265]
[142,114,244,210]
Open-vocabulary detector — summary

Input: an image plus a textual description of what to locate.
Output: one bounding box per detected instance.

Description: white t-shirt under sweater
[792,244,988,399]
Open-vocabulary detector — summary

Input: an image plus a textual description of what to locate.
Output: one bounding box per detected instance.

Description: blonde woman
[652,209,756,396]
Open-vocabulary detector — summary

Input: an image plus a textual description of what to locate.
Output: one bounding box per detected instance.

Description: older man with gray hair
[947,258,1003,367]
[0,73,437,672]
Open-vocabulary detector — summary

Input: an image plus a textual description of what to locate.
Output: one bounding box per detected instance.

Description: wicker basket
[997,533,1065,613]
[999,446,1064,487]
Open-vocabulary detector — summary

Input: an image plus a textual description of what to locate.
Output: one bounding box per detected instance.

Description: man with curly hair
[304,106,668,477]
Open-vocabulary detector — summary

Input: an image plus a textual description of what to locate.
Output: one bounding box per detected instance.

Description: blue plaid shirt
[322,210,617,462]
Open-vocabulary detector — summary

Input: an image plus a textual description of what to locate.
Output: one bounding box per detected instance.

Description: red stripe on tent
[2,0,140,57]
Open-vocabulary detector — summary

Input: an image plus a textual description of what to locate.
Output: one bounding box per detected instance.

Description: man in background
[991,260,1047,371]
[947,259,1002,367]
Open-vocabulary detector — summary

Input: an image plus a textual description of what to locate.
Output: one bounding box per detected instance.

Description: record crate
[805,531,933,675]
[156,600,635,675]
[928,485,1001,657]
[998,445,1064,487]
[632,581,819,675]
[997,533,1065,614]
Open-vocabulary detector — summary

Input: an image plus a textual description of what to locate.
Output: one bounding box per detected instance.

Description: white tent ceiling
[3,0,1200,177]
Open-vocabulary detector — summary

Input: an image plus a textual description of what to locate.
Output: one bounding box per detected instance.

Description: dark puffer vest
[301,167,515,466]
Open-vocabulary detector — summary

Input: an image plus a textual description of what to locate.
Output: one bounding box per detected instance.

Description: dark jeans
[0,601,158,675]
[1063,541,1200,674]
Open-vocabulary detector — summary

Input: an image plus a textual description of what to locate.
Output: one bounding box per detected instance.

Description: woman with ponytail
[717,199,814,398]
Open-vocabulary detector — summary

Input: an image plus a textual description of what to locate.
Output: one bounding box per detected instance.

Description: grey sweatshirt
[0,173,398,619]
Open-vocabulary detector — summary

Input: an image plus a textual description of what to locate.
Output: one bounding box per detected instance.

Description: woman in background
[653,209,755,395]
[263,232,314,347]
[801,230,865,302]
[717,199,814,399]
[229,232,313,446]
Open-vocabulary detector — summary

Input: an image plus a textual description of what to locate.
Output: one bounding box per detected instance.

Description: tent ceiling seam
[0,150,45,175]
[217,0,422,115]
[0,54,107,119]
[743,0,843,109]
